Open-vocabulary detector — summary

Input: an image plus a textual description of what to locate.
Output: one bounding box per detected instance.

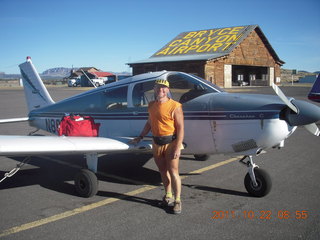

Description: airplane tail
[308,74,320,103]
[19,57,55,112]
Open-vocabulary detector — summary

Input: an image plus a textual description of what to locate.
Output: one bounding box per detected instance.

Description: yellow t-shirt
[148,98,182,137]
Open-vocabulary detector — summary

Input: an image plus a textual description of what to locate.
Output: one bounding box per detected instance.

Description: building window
[262,74,268,81]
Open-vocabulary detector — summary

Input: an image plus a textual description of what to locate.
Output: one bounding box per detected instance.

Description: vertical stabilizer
[308,74,320,103]
[19,57,55,112]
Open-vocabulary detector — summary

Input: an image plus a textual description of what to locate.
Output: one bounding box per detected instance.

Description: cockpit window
[167,73,220,103]
[132,81,155,107]
[104,86,128,110]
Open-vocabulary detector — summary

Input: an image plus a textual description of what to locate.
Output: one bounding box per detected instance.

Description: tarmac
[0,85,319,240]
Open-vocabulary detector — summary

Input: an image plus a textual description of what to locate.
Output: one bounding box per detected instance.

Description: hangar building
[128,25,284,88]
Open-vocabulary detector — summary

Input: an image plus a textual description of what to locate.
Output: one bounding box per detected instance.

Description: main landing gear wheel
[75,169,98,198]
[194,154,210,161]
[244,168,272,197]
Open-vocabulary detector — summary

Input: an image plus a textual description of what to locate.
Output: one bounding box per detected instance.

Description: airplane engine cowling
[282,100,320,126]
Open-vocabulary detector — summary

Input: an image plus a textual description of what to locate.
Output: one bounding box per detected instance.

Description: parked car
[68,78,80,87]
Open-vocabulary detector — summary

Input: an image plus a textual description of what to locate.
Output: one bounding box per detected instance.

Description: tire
[194,154,210,161]
[75,169,98,198]
[244,168,272,197]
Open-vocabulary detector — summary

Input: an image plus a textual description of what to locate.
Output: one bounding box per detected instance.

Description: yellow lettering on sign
[155,26,246,56]
[222,42,234,51]
[226,34,238,42]
[207,43,223,52]
[183,32,197,39]
[216,35,230,42]
[217,28,231,35]
[156,48,170,55]
[184,45,200,53]
[229,26,244,35]
[173,46,189,54]
[168,47,179,55]
[191,37,206,45]
[194,30,207,38]
[196,44,211,53]
[205,36,217,44]
[180,39,191,46]
[169,40,182,47]
[208,29,220,36]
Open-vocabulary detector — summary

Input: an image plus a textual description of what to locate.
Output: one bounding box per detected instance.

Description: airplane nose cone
[286,100,320,126]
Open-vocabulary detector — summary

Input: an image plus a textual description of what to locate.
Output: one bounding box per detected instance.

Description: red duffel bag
[58,115,100,137]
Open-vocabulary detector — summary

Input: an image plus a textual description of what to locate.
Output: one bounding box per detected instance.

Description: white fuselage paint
[34,114,295,156]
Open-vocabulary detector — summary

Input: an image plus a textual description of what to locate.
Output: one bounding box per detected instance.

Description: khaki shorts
[152,141,184,160]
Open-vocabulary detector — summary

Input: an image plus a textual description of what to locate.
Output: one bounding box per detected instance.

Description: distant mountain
[0,73,21,79]
[107,71,132,75]
[41,67,73,77]
[281,68,319,82]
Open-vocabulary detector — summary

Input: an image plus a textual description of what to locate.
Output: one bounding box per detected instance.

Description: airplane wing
[0,117,29,124]
[0,135,152,156]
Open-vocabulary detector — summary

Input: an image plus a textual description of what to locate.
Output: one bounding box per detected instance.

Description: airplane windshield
[189,74,225,93]
[167,73,220,103]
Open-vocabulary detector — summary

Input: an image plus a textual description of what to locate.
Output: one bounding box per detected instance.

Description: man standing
[131,79,184,214]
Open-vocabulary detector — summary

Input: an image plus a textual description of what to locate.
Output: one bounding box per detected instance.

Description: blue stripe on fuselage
[29,111,280,121]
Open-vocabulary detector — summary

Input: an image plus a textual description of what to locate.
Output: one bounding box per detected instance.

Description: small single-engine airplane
[308,74,320,103]
[1,57,320,198]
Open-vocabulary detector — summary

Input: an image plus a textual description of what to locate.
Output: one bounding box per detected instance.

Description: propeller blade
[304,123,320,136]
[272,83,298,113]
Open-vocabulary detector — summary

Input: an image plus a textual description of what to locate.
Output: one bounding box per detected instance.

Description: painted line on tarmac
[0,156,240,238]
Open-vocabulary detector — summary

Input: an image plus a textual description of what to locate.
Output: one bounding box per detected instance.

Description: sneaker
[173,201,182,214]
[161,195,174,207]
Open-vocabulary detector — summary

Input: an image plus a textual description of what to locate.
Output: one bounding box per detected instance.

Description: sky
[0,0,319,74]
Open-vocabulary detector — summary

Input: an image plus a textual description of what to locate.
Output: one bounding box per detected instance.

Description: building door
[232,65,268,86]
[224,64,232,88]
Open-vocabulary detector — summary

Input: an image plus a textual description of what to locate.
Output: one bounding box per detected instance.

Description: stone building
[128,25,284,88]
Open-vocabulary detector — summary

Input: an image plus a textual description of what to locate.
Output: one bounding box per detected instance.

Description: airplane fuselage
[28,71,296,156]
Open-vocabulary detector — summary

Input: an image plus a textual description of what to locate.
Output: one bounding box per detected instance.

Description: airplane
[308,74,320,103]
[1,56,320,198]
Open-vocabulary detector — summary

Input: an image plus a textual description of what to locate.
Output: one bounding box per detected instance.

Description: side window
[167,73,216,103]
[104,86,128,111]
[132,81,155,108]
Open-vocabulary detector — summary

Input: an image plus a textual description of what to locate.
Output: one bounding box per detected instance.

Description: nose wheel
[240,156,272,197]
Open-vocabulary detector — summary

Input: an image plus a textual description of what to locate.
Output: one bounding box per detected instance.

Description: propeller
[272,83,320,136]
[304,123,320,136]
[272,83,298,113]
